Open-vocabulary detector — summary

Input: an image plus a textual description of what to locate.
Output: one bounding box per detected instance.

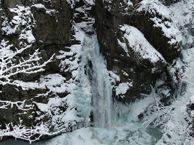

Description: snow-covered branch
[0,100,33,111]
[0,121,54,143]
[142,87,174,128]
[0,40,54,85]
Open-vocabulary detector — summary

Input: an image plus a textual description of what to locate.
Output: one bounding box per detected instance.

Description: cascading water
[82,34,113,128]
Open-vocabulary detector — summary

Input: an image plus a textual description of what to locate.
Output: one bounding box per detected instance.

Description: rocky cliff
[0,0,76,141]
[95,0,184,102]
[0,0,193,143]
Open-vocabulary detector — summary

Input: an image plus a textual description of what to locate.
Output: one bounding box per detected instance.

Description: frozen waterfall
[82,35,113,128]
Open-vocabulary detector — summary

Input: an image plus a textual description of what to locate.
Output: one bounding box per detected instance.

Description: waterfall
[83,34,113,128]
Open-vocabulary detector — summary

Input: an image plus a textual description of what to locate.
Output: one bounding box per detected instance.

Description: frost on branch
[0,5,54,85]
[140,86,193,144]
[0,39,54,85]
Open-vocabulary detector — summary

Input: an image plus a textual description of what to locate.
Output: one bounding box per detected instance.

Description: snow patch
[116,82,132,97]
[119,24,165,63]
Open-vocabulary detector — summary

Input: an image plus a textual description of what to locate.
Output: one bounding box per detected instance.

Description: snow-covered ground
[0,95,161,145]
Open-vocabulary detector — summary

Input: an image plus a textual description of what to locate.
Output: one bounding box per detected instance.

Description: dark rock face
[2,0,23,8]
[131,13,181,63]
[31,1,72,45]
[160,0,180,5]
[95,0,182,101]
[0,0,75,141]
[192,24,194,36]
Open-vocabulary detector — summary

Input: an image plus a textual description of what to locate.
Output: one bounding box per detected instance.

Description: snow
[14,73,76,93]
[12,73,81,128]
[35,102,48,113]
[191,111,194,118]
[19,30,36,43]
[51,127,155,145]
[31,4,45,9]
[109,71,120,83]
[31,4,57,15]
[0,39,53,86]
[84,0,95,5]
[66,0,82,8]
[137,0,182,45]
[138,0,171,18]
[115,82,132,97]
[126,0,133,6]
[2,6,34,38]
[0,94,158,145]
[39,74,69,93]
[191,96,194,104]
[119,24,165,63]
[4,94,159,145]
